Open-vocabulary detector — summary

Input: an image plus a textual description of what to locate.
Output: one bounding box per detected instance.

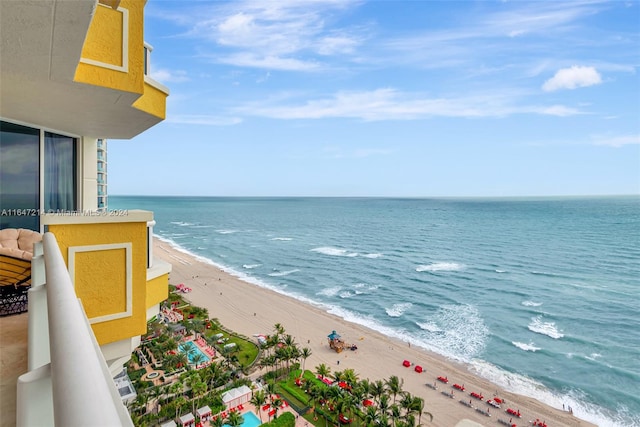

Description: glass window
[0,121,78,230]
[44,132,77,212]
[0,121,40,230]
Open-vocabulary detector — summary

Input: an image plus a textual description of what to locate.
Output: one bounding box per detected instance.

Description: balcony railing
[16,233,133,426]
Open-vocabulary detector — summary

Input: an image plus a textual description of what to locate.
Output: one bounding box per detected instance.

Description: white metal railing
[147,220,155,268]
[16,232,133,426]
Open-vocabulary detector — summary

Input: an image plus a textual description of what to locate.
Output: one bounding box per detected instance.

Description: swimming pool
[178,341,210,365]
[241,411,262,427]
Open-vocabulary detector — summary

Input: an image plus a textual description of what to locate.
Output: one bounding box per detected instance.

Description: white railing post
[28,241,50,370]
[147,220,155,268]
[42,232,132,426]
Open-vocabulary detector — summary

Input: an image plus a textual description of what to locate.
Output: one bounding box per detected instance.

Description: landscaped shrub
[263,411,295,427]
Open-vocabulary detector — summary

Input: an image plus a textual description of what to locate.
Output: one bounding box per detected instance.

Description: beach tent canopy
[328,330,341,339]
[196,406,212,417]
[402,360,411,367]
[161,421,177,427]
[222,385,251,408]
[414,365,423,373]
[179,413,195,426]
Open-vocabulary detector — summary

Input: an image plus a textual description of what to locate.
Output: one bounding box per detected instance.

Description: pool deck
[199,401,308,427]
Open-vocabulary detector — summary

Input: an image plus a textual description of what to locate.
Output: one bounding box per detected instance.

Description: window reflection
[0,121,39,230]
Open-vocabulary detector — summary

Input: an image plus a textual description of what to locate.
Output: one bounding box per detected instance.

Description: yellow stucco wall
[132,81,167,119]
[81,5,124,67]
[146,273,169,310]
[75,0,145,95]
[48,222,148,345]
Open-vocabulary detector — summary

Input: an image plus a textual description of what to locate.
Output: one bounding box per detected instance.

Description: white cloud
[542,66,602,92]
[592,134,640,148]
[235,88,585,120]
[168,115,242,126]
[536,105,583,117]
[217,53,320,71]
[190,1,363,71]
[150,69,189,83]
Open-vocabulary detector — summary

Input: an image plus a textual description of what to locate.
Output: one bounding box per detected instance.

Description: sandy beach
[154,240,596,427]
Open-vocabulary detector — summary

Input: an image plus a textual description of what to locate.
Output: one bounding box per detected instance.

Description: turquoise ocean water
[111,196,639,426]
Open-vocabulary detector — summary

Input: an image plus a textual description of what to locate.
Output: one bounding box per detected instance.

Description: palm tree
[300,347,312,377]
[174,352,188,370]
[134,392,149,415]
[385,375,403,404]
[226,410,244,426]
[174,395,187,421]
[389,404,401,427]
[399,392,414,419]
[378,395,390,419]
[270,396,283,420]
[148,385,163,415]
[165,337,178,354]
[191,351,205,369]
[342,368,359,386]
[191,379,207,415]
[250,389,267,423]
[169,381,184,398]
[362,406,378,426]
[412,396,432,424]
[316,363,331,380]
[370,380,385,405]
[273,323,285,339]
[210,413,225,427]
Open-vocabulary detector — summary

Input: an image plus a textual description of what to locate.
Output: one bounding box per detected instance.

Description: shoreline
[154,239,596,427]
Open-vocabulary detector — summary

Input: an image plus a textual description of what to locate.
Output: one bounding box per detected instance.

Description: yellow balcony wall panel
[146,273,169,309]
[74,248,127,318]
[133,81,168,119]
[75,0,145,95]
[82,5,124,67]
[47,221,148,346]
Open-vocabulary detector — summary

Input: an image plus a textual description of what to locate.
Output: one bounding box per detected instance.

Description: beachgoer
[337,360,340,365]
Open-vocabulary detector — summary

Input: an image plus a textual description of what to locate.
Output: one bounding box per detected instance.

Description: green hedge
[263,411,295,427]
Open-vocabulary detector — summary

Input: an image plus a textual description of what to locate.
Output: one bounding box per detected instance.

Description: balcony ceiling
[0,0,161,139]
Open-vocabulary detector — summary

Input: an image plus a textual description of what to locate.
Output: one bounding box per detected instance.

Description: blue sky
[109,0,640,197]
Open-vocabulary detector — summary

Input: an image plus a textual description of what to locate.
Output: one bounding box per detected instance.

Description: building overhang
[0,0,166,139]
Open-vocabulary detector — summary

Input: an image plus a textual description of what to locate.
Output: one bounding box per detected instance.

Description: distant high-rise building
[97,139,107,210]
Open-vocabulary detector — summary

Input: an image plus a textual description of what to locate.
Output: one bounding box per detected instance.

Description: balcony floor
[0,312,28,427]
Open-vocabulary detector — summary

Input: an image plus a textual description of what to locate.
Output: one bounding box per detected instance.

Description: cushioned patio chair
[0,228,42,316]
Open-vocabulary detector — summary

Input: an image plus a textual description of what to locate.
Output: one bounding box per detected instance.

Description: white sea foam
[170,221,193,226]
[362,253,383,258]
[339,291,355,299]
[585,353,602,361]
[242,264,262,269]
[415,304,489,361]
[512,341,541,352]
[416,321,442,333]
[217,229,239,234]
[385,302,413,317]
[522,300,543,307]
[352,283,379,294]
[268,269,299,277]
[416,262,465,272]
[495,269,506,273]
[317,286,342,297]
[528,316,564,339]
[311,247,359,257]
[469,359,627,427]
[271,237,293,241]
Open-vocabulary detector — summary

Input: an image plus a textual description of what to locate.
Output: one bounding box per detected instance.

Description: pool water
[241,411,262,427]
[178,341,210,365]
